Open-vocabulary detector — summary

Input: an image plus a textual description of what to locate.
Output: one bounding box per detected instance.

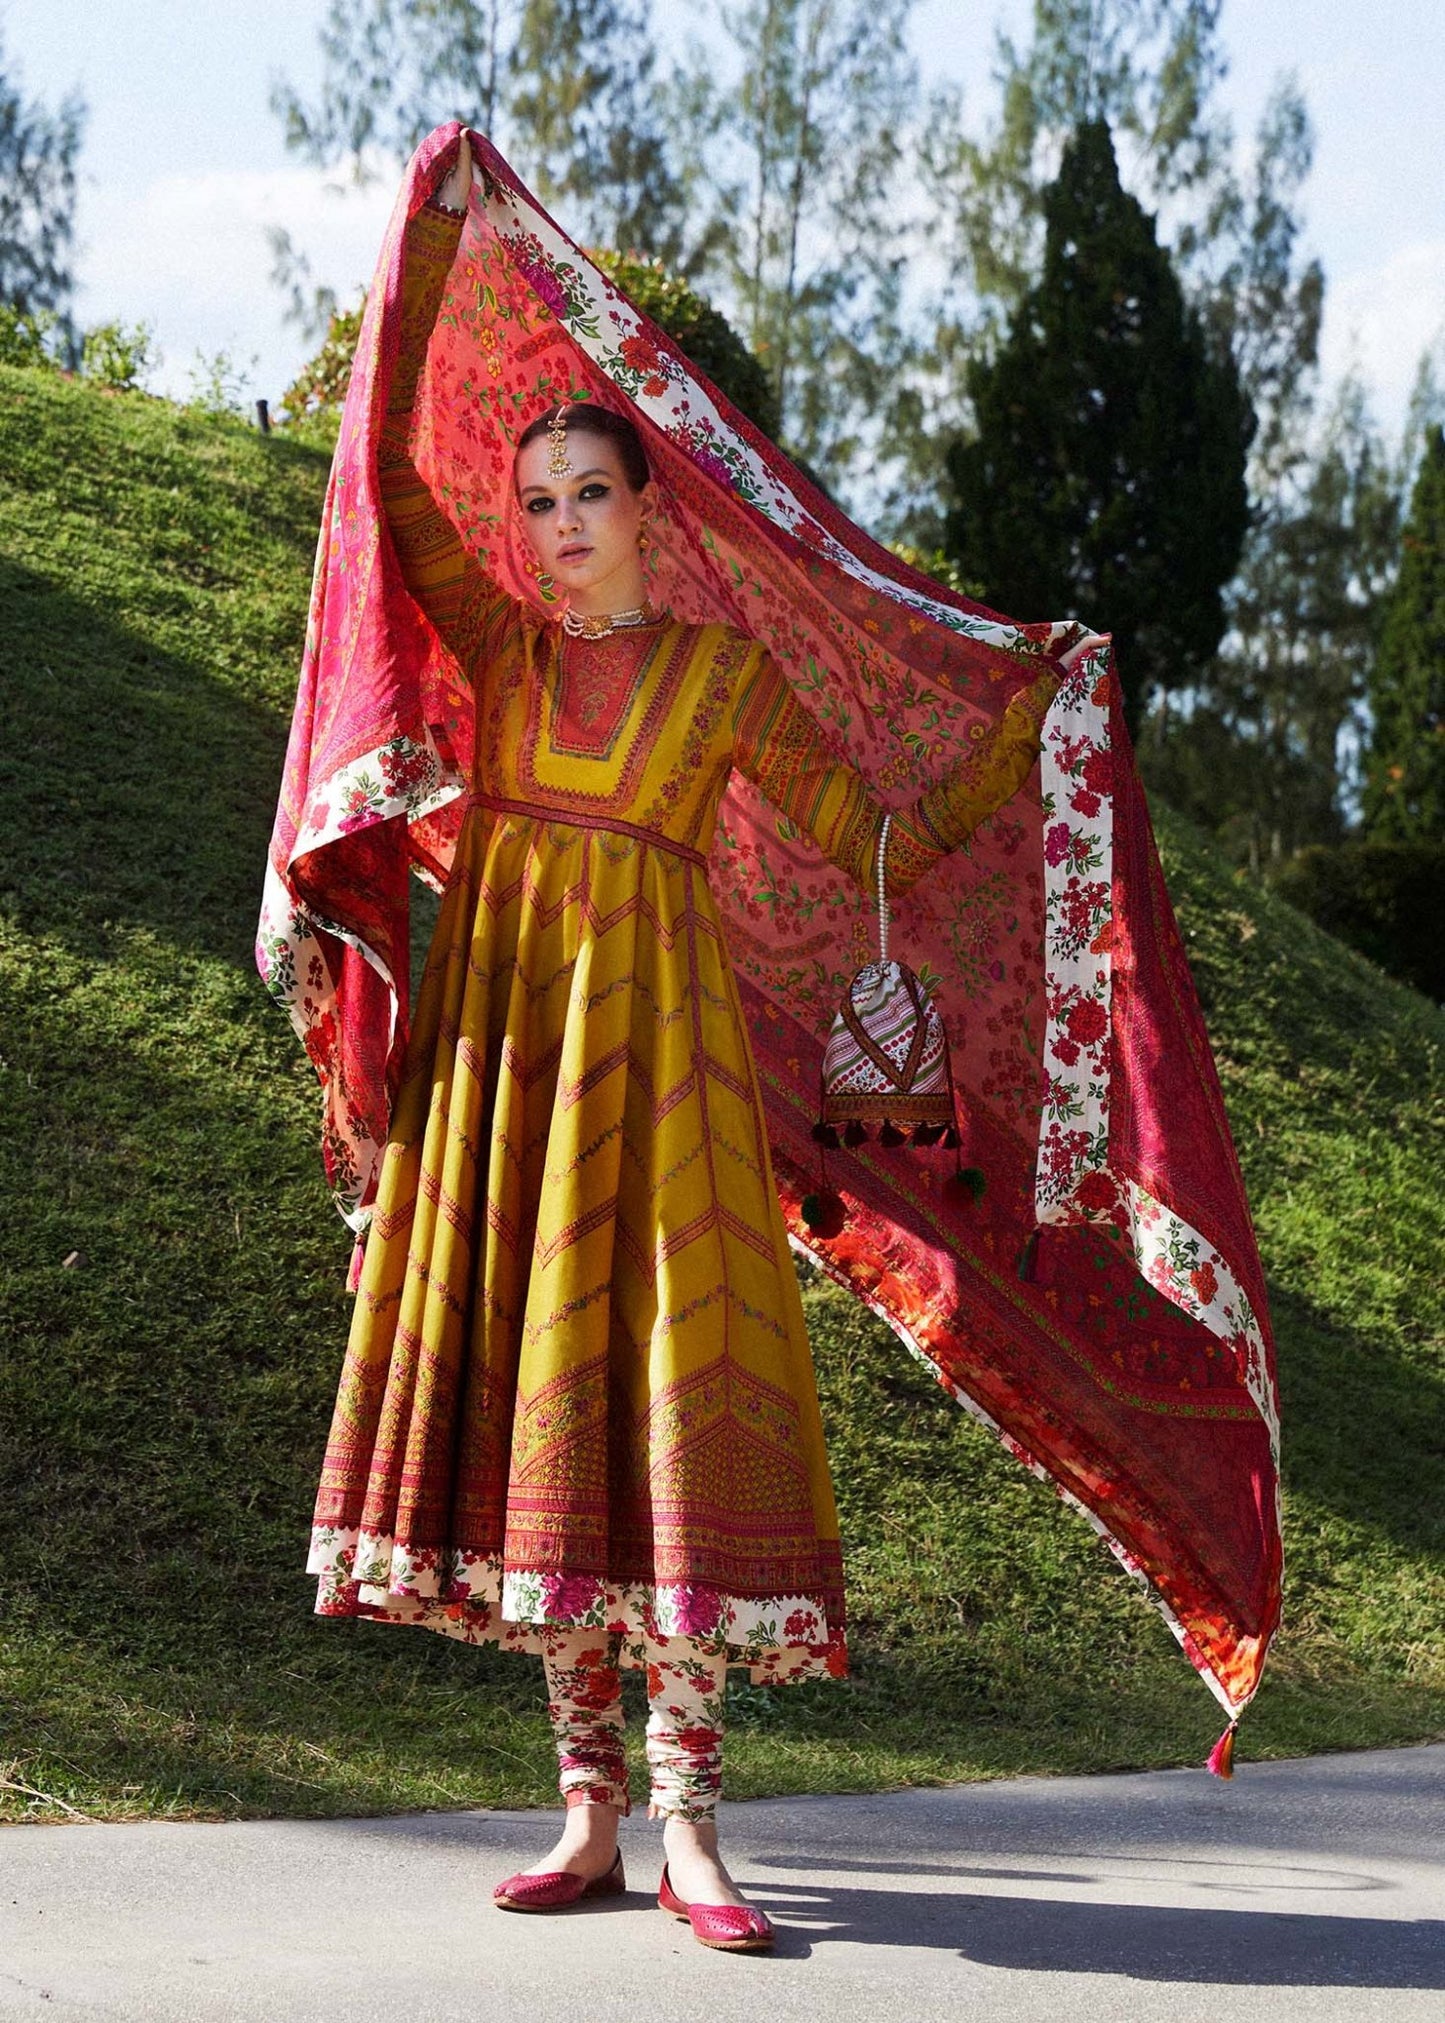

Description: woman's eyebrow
[519,467,611,497]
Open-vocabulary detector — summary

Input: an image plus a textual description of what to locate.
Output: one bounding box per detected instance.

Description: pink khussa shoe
[492,1846,626,1912]
[658,1862,775,1952]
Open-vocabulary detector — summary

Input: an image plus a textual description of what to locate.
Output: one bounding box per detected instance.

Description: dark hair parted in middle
[515,402,652,493]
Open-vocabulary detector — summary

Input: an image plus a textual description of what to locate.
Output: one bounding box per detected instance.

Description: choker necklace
[561,599,663,639]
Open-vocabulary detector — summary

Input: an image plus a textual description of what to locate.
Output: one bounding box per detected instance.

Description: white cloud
[1319,239,1445,439]
[72,163,396,405]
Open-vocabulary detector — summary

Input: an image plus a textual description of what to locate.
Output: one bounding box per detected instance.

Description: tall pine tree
[944,119,1251,732]
[1363,424,1445,842]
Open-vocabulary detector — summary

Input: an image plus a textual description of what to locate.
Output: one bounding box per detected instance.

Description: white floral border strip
[307,1524,846,1685]
[1031,642,1280,1473]
[1121,1182,1281,1456]
[256,730,467,1229]
[790,1235,1245,1719]
[1035,643,1114,1214]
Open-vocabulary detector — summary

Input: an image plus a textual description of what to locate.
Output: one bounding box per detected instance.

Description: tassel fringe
[800,1189,846,1239]
[1206,1720,1238,1779]
[346,1236,366,1294]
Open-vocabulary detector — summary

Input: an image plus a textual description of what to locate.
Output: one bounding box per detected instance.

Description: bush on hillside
[590,251,780,442]
[0,303,60,368]
[0,305,157,387]
[279,297,365,436]
[276,254,782,449]
[1272,840,1445,1002]
[80,319,157,393]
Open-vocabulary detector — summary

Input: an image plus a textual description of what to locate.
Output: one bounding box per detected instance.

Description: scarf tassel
[800,1189,847,1239]
[1206,1719,1238,1779]
[347,1236,366,1294]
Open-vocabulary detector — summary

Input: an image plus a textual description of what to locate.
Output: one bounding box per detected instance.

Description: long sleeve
[379,203,511,667]
[732,653,1059,898]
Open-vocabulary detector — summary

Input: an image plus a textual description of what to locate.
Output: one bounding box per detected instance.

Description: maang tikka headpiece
[546,403,573,479]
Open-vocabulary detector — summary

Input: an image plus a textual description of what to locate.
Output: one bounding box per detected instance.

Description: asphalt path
[2,1743,1441,2021]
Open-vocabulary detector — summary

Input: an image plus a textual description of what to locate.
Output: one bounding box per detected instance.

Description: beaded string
[876,812,892,968]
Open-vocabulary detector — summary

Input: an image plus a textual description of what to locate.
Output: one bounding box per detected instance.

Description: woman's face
[514,432,656,612]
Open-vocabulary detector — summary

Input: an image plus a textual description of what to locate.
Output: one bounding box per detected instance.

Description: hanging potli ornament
[802,815,986,1237]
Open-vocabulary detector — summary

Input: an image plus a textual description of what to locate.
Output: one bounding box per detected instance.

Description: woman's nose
[556,493,581,532]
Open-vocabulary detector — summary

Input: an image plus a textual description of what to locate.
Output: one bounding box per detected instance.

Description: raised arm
[379,141,510,667]
[731,651,1060,898]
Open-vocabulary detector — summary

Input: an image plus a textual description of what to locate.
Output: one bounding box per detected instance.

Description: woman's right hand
[436,130,474,212]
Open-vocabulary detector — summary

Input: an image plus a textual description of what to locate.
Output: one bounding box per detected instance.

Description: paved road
[2,1744,1442,2021]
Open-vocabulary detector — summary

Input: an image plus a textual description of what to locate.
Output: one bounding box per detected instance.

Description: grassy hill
[1,363,1441,1822]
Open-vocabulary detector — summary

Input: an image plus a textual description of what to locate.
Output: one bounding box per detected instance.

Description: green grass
[1,364,1442,1823]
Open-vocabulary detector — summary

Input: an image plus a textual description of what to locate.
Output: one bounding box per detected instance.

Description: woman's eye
[580,483,609,501]
[525,497,552,514]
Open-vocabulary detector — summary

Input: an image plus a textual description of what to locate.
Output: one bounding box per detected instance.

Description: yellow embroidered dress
[307,205,1055,1681]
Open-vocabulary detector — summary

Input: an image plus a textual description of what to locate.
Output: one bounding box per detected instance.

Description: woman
[299,131,1086,1950]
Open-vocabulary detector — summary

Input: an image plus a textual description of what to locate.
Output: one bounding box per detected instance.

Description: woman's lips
[557,544,592,563]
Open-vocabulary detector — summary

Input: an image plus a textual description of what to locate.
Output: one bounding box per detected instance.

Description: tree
[944,119,1251,732]
[671,0,919,492]
[906,6,1320,547]
[1146,375,1400,865]
[1363,424,1445,842]
[923,1,1234,331]
[270,0,684,336]
[0,31,86,333]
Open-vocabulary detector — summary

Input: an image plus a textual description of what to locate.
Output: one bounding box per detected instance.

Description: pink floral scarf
[259,123,1281,1731]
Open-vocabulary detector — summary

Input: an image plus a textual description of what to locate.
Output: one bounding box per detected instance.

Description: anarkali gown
[306,203,1058,1683]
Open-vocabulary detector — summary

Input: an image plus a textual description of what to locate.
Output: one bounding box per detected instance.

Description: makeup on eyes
[526,482,612,513]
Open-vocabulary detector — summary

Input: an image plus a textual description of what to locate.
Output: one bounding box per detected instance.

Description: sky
[5,0,1443,437]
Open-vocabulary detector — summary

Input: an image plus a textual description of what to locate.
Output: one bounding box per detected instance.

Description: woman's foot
[518,1801,622,1881]
[659,1814,748,1908]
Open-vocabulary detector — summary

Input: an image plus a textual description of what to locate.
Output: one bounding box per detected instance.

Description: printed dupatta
[259,123,1281,1733]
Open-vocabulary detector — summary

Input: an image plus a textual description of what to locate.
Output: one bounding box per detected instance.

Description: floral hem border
[307,1525,849,1686]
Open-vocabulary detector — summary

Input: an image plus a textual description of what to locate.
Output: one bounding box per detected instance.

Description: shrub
[591,252,780,442]
[0,303,61,368]
[1272,840,1445,1001]
[80,319,157,392]
[277,257,782,455]
[185,347,256,417]
[279,297,365,436]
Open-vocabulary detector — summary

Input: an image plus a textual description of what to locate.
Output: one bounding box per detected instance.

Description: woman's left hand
[437,130,474,212]
[1058,628,1108,673]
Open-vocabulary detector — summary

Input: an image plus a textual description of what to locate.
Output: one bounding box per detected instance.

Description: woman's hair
[515,401,651,493]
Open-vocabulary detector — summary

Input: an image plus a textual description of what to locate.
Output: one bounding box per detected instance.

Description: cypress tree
[944,119,1252,732]
[1363,424,1445,842]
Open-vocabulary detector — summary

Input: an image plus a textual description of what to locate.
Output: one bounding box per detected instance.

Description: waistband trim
[466,793,710,871]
